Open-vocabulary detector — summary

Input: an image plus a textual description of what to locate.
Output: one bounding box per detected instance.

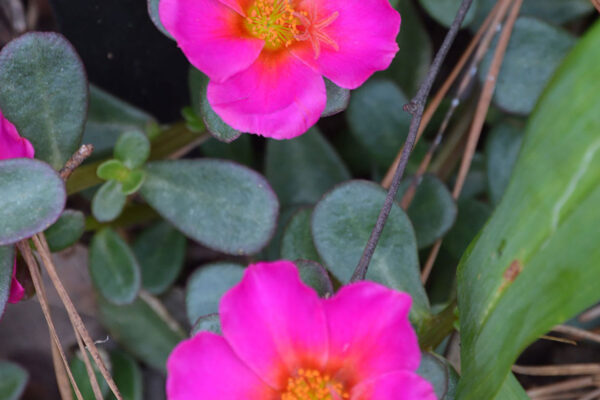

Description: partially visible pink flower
[167,261,436,400]
[160,0,400,139]
[0,108,34,304]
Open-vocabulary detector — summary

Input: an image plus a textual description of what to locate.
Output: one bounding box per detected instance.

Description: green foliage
[295,260,333,298]
[485,121,524,204]
[45,209,85,252]
[281,208,321,262]
[107,350,143,400]
[89,228,141,305]
[0,159,66,245]
[114,131,151,169]
[0,33,87,170]
[0,246,14,317]
[140,159,279,255]
[70,351,109,400]
[417,353,458,400]
[0,361,28,400]
[92,180,127,223]
[457,21,600,399]
[419,0,479,28]
[312,181,430,320]
[322,79,350,117]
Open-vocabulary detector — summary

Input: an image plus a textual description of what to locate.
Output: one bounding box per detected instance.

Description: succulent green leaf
[70,351,109,400]
[0,32,87,169]
[281,208,321,262]
[0,361,28,400]
[44,209,85,252]
[0,159,66,245]
[0,246,14,318]
[107,350,143,400]
[322,79,350,117]
[97,160,129,181]
[91,181,127,223]
[114,130,151,169]
[191,313,222,336]
[416,353,458,400]
[89,228,141,305]
[121,170,146,195]
[295,260,333,298]
[140,159,279,255]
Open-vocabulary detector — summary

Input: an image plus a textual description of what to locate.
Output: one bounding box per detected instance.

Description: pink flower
[167,261,436,400]
[0,108,34,304]
[159,0,401,139]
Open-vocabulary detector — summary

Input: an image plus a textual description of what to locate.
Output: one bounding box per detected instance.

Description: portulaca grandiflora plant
[1,0,600,399]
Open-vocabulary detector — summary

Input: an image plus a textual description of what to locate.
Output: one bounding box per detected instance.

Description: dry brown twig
[592,0,600,13]
[513,364,600,376]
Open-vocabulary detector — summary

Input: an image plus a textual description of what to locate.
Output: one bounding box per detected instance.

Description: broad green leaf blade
[0,361,28,400]
[265,128,350,207]
[133,222,186,295]
[0,159,66,245]
[89,228,141,305]
[480,17,575,115]
[91,181,127,223]
[115,131,151,169]
[83,85,155,160]
[186,262,245,326]
[457,21,600,399]
[0,32,87,169]
[0,246,14,318]
[398,174,457,249]
[312,181,429,319]
[45,209,85,252]
[346,79,412,168]
[107,350,143,400]
[70,351,109,400]
[419,0,479,28]
[295,260,333,298]
[485,121,524,205]
[97,292,186,371]
[322,79,350,117]
[140,159,279,255]
[281,208,321,262]
[147,0,172,39]
[189,67,241,143]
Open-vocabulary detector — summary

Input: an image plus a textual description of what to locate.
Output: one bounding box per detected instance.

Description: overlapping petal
[0,110,34,160]
[292,0,400,89]
[207,52,326,139]
[323,282,420,384]
[159,0,264,82]
[166,332,277,400]
[219,261,329,388]
[8,261,24,304]
[351,371,437,400]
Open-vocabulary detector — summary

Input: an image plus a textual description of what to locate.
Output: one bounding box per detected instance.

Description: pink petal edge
[0,109,34,160]
[351,371,437,400]
[8,261,24,304]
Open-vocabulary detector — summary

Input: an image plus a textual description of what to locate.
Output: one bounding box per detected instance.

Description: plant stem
[418,299,458,350]
[351,0,475,282]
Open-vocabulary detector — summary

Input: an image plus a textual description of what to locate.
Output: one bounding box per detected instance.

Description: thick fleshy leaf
[191,313,222,336]
[91,180,127,223]
[381,0,432,96]
[185,262,244,326]
[147,0,172,38]
[312,181,430,320]
[97,293,186,371]
[281,208,321,262]
[295,260,333,298]
[0,32,87,170]
[200,134,255,168]
[70,350,110,399]
[44,209,85,252]
[0,246,14,317]
[398,174,457,249]
[107,350,143,400]
[480,17,575,115]
[419,0,479,27]
[133,222,186,295]
[443,199,491,260]
[189,67,241,143]
[265,127,350,207]
[346,79,412,168]
[457,21,600,398]
[89,228,141,305]
[0,159,66,245]
[115,130,151,169]
[0,361,28,400]
[322,79,350,117]
[140,159,279,255]
[83,85,155,160]
[417,353,458,400]
[485,121,524,205]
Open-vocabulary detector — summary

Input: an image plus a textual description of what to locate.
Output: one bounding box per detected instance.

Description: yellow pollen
[281,369,350,400]
[245,0,299,50]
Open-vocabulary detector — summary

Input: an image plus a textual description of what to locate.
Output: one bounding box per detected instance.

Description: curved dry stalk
[528,377,599,397]
[513,364,600,376]
[553,325,600,345]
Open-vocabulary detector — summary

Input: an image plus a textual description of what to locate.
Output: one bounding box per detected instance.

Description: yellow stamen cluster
[281,369,350,400]
[245,0,299,49]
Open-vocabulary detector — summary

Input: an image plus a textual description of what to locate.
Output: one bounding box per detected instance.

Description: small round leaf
[295,260,333,297]
[0,361,28,400]
[121,169,146,195]
[322,79,350,117]
[92,180,127,223]
[44,209,85,252]
[97,159,129,181]
[114,130,151,169]
[281,208,321,262]
[89,228,141,305]
[0,159,66,245]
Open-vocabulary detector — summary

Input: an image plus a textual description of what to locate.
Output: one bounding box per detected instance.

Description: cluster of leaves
[0,1,599,399]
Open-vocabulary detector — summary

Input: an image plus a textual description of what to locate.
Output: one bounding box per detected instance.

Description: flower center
[245,0,299,50]
[281,369,349,400]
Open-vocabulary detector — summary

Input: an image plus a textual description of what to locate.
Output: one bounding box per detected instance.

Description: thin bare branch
[513,364,600,376]
[59,144,94,180]
[579,387,600,400]
[528,377,598,397]
[553,325,600,345]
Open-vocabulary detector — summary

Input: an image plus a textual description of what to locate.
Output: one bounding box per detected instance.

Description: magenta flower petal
[207,53,326,139]
[292,0,400,89]
[159,0,264,82]
[219,261,328,388]
[351,371,437,400]
[8,261,24,304]
[323,281,420,383]
[216,0,252,15]
[166,332,277,400]
[0,109,34,160]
